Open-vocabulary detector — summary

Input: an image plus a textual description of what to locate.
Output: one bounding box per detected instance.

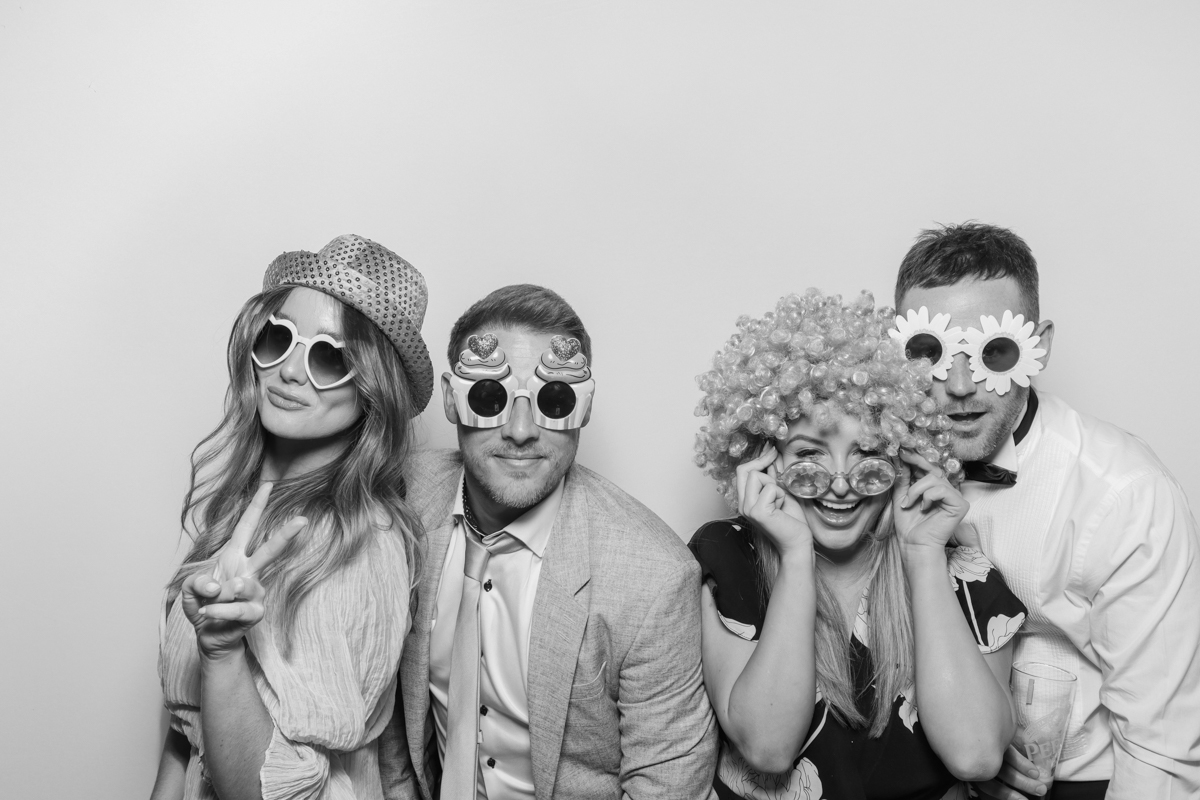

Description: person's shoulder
[566,462,689,563]
[365,512,414,567]
[690,517,765,638]
[689,516,750,549]
[689,517,757,577]
[407,447,462,479]
[1039,392,1180,489]
[404,448,462,507]
[295,517,410,610]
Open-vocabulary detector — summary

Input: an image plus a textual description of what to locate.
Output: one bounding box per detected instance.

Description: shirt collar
[453,470,564,558]
[986,387,1039,473]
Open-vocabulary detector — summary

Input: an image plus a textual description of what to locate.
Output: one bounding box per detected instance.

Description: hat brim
[264,252,434,415]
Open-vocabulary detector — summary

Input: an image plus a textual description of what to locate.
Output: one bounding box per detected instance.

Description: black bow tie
[958,388,1037,487]
[962,461,1017,486]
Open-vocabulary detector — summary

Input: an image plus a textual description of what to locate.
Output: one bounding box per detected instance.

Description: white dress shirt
[429,474,564,800]
[959,390,1200,797]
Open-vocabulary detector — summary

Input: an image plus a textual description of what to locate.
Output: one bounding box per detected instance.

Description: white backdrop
[2,2,1198,797]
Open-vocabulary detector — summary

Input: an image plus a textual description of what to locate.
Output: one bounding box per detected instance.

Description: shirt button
[487,757,496,768]
[480,705,488,716]
[484,580,493,592]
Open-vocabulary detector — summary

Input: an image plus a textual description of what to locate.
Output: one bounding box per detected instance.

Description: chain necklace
[460,476,488,537]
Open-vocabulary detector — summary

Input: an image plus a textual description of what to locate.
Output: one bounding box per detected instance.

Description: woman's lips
[267,386,308,409]
[811,497,864,527]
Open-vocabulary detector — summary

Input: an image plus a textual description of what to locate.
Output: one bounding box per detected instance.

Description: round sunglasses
[777,457,897,499]
[251,314,355,390]
[904,332,1022,375]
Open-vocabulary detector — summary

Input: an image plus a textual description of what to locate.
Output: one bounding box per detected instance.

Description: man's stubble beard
[462,439,578,514]
[949,386,1027,462]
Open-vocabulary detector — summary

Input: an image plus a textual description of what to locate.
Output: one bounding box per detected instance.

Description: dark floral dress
[690,518,1028,800]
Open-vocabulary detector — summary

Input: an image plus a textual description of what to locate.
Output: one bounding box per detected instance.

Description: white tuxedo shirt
[961,391,1200,797]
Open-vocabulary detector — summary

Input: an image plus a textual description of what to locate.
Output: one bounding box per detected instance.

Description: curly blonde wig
[694,289,962,506]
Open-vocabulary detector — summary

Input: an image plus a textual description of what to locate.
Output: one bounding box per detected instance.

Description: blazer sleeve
[378,692,422,800]
[617,556,719,800]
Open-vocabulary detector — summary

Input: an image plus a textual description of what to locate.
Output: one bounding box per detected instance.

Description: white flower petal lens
[961,310,1047,396]
[890,307,964,380]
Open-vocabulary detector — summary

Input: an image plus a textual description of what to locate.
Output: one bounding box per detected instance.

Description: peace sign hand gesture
[180,483,307,661]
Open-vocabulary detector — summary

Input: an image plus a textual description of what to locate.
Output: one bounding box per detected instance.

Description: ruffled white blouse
[159,526,411,800]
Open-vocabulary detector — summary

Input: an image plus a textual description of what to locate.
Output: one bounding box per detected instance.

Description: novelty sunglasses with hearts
[889,307,1047,396]
[445,333,595,430]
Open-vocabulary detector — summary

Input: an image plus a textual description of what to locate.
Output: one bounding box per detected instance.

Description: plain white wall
[2,2,1198,796]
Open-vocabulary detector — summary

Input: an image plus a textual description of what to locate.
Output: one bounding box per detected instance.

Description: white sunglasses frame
[251,314,356,390]
[895,314,1045,396]
[445,372,595,430]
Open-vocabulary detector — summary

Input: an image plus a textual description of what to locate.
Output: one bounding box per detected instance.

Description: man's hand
[974,743,1049,798]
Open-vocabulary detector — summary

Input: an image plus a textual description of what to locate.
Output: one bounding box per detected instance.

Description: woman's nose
[829,473,851,497]
[279,344,309,385]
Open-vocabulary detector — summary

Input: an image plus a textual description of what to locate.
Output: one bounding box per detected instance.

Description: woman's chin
[812,533,871,561]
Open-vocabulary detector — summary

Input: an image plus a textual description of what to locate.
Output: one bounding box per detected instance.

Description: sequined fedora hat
[263,234,434,414]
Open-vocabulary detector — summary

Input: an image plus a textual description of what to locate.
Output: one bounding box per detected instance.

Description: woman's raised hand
[181,483,307,659]
[736,445,813,559]
[892,451,969,551]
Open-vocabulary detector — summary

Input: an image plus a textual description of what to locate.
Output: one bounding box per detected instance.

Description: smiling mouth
[815,498,862,513]
[494,453,544,465]
[810,497,867,526]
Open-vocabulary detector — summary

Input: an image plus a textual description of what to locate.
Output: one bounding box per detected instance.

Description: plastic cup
[1011,661,1078,792]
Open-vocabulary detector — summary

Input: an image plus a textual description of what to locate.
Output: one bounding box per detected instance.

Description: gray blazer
[380,449,717,800]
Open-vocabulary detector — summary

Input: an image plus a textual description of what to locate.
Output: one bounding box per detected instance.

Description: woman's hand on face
[181,483,307,660]
[736,445,813,559]
[892,451,969,552]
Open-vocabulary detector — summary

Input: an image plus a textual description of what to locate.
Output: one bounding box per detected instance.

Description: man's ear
[1034,319,1055,369]
[441,373,460,424]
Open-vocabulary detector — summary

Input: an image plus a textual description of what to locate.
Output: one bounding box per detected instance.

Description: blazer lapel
[527,469,592,800]
[400,464,460,799]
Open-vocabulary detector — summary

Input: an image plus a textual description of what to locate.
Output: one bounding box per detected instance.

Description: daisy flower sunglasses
[890,307,1047,395]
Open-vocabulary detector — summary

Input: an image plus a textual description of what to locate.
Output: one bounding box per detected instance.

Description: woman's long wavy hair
[695,290,961,737]
[167,286,423,655]
[752,507,909,738]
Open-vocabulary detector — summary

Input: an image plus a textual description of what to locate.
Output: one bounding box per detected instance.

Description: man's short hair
[447,284,592,365]
[895,222,1041,320]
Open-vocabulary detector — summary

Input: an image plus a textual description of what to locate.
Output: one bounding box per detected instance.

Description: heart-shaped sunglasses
[251,314,355,390]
